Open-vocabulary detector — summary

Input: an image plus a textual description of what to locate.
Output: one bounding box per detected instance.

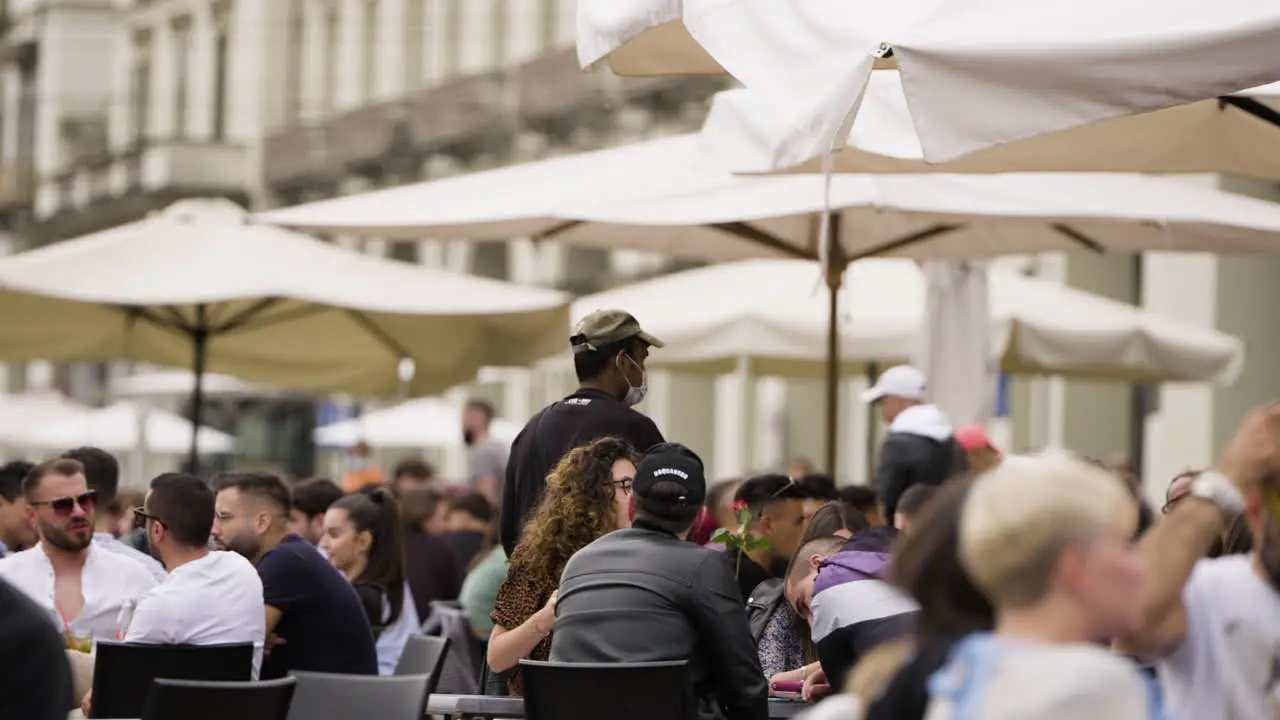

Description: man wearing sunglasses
[0,458,157,644]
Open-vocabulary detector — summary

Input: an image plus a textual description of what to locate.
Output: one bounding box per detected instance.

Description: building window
[131,30,153,144]
[490,0,507,68]
[17,68,35,161]
[362,0,378,102]
[441,0,460,76]
[284,0,304,123]
[403,0,423,90]
[323,2,340,112]
[172,17,192,138]
[212,4,232,140]
[540,0,557,49]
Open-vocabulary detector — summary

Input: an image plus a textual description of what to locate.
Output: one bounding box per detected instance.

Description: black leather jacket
[551,523,769,720]
[746,579,785,646]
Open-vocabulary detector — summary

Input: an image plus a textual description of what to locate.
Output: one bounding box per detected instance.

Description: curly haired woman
[486,436,638,695]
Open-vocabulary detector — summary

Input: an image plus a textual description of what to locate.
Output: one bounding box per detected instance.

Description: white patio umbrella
[262,134,1280,471]
[582,0,1280,163]
[573,259,1242,384]
[313,397,519,450]
[16,400,236,455]
[700,74,1280,177]
[0,199,570,467]
[577,0,897,76]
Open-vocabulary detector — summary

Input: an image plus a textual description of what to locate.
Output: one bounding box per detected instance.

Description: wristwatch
[1190,470,1246,517]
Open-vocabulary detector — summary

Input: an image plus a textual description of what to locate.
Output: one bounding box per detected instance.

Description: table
[426,694,806,718]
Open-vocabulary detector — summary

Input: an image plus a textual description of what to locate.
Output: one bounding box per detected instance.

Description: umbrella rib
[215,304,328,335]
[846,223,961,262]
[121,306,194,334]
[342,310,411,361]
[709,222,813,260]
[214,298,286,333]
[1050,224,1106,253]
[1219,95,1280,129]
[531,220,584,244]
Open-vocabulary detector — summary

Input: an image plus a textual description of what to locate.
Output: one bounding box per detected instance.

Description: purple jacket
[810,530,918,691]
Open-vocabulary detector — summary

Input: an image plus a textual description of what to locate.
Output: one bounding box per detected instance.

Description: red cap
[955,426,995,452]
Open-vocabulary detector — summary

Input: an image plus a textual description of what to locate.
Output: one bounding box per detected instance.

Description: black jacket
[500,388,664,555]
[551,523,768,720]
[864,635,964,720]
[745,578,786,645]
[0,578,74,720]
[874,405,966,520]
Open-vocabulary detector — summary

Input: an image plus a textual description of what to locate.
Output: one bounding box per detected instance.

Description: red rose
[733,499,747,513]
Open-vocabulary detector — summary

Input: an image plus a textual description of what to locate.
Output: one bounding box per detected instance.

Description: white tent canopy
[0,392,95,448]
[1,398,234,455]
[313,398,520,450]
[580,0,1280,163]
[574,259,1243,384]
[699,74,1280,177]
[111,369,289,399]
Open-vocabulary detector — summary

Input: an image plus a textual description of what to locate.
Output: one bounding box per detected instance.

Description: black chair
[89,640,254,719]
[285,671,431,720]
[142,677,295,720]
[394,635,450,692]
[520,660,695,720]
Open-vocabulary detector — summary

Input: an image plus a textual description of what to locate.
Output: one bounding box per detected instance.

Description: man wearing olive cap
[499,310,666,556]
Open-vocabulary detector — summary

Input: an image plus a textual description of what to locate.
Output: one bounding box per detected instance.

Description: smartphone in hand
[770,680,804,700]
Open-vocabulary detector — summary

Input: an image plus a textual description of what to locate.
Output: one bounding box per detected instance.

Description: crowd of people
[1,307,1279,720]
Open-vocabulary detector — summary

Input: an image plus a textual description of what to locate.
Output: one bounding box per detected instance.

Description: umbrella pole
[822,214,846,476]
[823,264,841,475]
[187,306,208,474]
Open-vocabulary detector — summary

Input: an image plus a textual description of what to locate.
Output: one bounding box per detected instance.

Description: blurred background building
[0,0,1276,498]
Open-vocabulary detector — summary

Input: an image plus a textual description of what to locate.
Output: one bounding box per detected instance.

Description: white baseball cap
[862,365,926,404]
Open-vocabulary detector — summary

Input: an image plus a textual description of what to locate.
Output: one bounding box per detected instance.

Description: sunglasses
[32,490,96,517]
[131,506,163,531]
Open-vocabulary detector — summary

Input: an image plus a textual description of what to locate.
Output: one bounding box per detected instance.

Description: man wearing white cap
[862,365,966,521]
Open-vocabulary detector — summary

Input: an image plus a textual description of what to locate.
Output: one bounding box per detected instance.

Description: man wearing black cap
[551,443,768,720]
[499,309,666,555]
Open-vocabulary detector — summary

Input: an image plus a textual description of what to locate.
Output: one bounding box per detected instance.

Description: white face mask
[620,354,648,407]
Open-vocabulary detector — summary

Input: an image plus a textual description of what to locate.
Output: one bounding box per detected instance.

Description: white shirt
[94,532,168,583]
[926,639,1151,720]
[1160,555,1280,720]
[125,551,267,679]
[375,585,421,676]
[0,540,157,644]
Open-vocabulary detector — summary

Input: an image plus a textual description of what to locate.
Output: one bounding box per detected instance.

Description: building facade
[1,0,1276,495]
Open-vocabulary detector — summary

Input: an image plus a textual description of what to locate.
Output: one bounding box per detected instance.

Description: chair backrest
[394,635,450,690]
[90,641,254,719]
[284,671,431,720]
[422,601,481,694]
[520,660,694,720]
[142,678,296,720]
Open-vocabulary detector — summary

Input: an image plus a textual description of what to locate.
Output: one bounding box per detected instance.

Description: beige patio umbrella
[262,134,1280,471]
[0,199,570,466]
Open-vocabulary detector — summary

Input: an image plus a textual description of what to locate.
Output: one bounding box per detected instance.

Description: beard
[221,532,261,562]
[41,519,92,552]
